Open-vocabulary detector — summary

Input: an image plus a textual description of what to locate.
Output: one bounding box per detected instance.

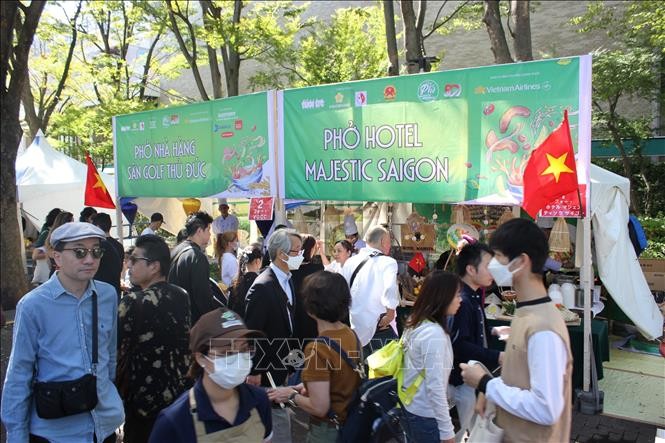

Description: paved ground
[1,308,660,443]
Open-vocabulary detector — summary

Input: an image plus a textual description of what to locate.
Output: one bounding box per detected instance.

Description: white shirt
[324,261,343,274]
[220,252,238,287]
[341,246,399,346]
[402,321,455,441]
[212,214,239,235]
[486,331,568,425]
[141,226,155,236]
[269,263,294,332]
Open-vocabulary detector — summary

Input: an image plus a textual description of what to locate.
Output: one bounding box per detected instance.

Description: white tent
[15,131,208,238]
[577,164,663,340]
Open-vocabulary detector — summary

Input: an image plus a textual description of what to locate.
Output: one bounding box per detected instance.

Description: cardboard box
[644,272,665,291]
[639,259,665,273]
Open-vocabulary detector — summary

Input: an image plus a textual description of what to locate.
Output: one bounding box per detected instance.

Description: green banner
[280,57,590,204]
[114,92,276,198]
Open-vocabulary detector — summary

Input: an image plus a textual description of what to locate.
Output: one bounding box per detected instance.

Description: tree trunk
[22,81,40,140]
[483,0,513,64]
[401,0,423,74]
[1,0,46,308]
[221,0,242,97]
[200,0,224,98]
[510,0,532,61]
[607,121,639,213]
[383,0,399,76]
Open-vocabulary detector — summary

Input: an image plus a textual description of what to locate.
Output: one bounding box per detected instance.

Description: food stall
[114,55,661,402]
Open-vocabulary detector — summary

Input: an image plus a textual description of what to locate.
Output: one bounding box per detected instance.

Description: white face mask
[282,252,304,270]
[203,352,252,389]
[487,257,523,287]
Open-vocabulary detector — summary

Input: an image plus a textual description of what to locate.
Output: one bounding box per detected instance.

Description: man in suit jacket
[245,229,302,443]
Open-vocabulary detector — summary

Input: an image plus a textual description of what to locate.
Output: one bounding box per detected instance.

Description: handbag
[467,399,504,443]
[31,248,51,284]
[34,291,99,419]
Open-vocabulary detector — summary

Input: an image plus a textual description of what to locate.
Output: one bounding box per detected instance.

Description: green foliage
[250,6,388,89]
[639,216,665,258]
[592,158,665,217]
[32,1,188,165]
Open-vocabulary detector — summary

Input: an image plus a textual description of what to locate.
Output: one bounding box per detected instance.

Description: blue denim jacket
[1,274,124,442]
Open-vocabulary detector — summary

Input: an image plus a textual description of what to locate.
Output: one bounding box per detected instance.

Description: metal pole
[582,214,592,392]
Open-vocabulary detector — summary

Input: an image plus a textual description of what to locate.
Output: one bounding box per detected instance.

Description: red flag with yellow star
[408,252,427,274]
[522,110,579,218]
[85,153,116,209]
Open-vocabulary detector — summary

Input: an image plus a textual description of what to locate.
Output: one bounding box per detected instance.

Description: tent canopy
[579,164,662,340]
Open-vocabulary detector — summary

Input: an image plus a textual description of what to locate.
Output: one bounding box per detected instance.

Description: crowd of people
[2,204,572,443]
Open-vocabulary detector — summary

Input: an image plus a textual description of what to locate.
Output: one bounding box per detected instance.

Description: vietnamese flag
[522,110,579,218]
[408,252,427,274]
[85,153,116,209]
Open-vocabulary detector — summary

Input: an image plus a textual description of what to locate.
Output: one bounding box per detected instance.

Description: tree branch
[424,1,471,40]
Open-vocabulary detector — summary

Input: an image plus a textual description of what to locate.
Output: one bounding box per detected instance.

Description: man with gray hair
[342,225,400,354]
[244,229,303,443]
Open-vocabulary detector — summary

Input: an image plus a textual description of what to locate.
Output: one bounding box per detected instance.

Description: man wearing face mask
[460,218,573,443]
[244,229,303,443]
[148,307,272,442]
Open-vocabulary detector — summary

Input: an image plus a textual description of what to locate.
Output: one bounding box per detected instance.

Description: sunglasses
[128,255,152,264]
[62,247,104,259]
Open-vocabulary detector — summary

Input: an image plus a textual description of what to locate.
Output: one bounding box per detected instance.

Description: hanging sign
[279,56,591,210]
[113,92,277,198]
[249,197,275,221]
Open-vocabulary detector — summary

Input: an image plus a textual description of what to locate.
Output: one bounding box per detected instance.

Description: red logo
[384,85,397,100]
[221,132,234,138]
[235,119,243,130]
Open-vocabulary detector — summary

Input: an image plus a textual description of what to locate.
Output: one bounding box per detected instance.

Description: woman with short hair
[267,271,361,443]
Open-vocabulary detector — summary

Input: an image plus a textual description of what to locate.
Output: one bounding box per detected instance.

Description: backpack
[628,215,648,256]
[342,333,425,443]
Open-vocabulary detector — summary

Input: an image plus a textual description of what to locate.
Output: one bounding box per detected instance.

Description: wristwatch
[287,389,298,408]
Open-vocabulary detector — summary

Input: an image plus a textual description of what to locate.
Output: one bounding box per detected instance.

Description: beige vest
[495,301,573,443]
[188,388,265,442]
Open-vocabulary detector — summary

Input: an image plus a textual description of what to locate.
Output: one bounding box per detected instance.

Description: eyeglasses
[288,249,303,256]
[62,247,104,259]
[128,255,152,264]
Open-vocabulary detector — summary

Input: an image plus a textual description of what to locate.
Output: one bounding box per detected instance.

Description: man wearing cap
[244,229,303,443]
[343,214,366,253]
[149,308,272,442]
[168,211,218,324]
[141,212,164,236]
[212,198,239,235]
[1,222,124,443]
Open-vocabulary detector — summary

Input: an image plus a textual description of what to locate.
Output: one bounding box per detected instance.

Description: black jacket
[95,238,122,297]
[168,240,216,324]
[228,271,258,318]
[244,267,300,387]
[291,261,324,342]
[449,283,501,386]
